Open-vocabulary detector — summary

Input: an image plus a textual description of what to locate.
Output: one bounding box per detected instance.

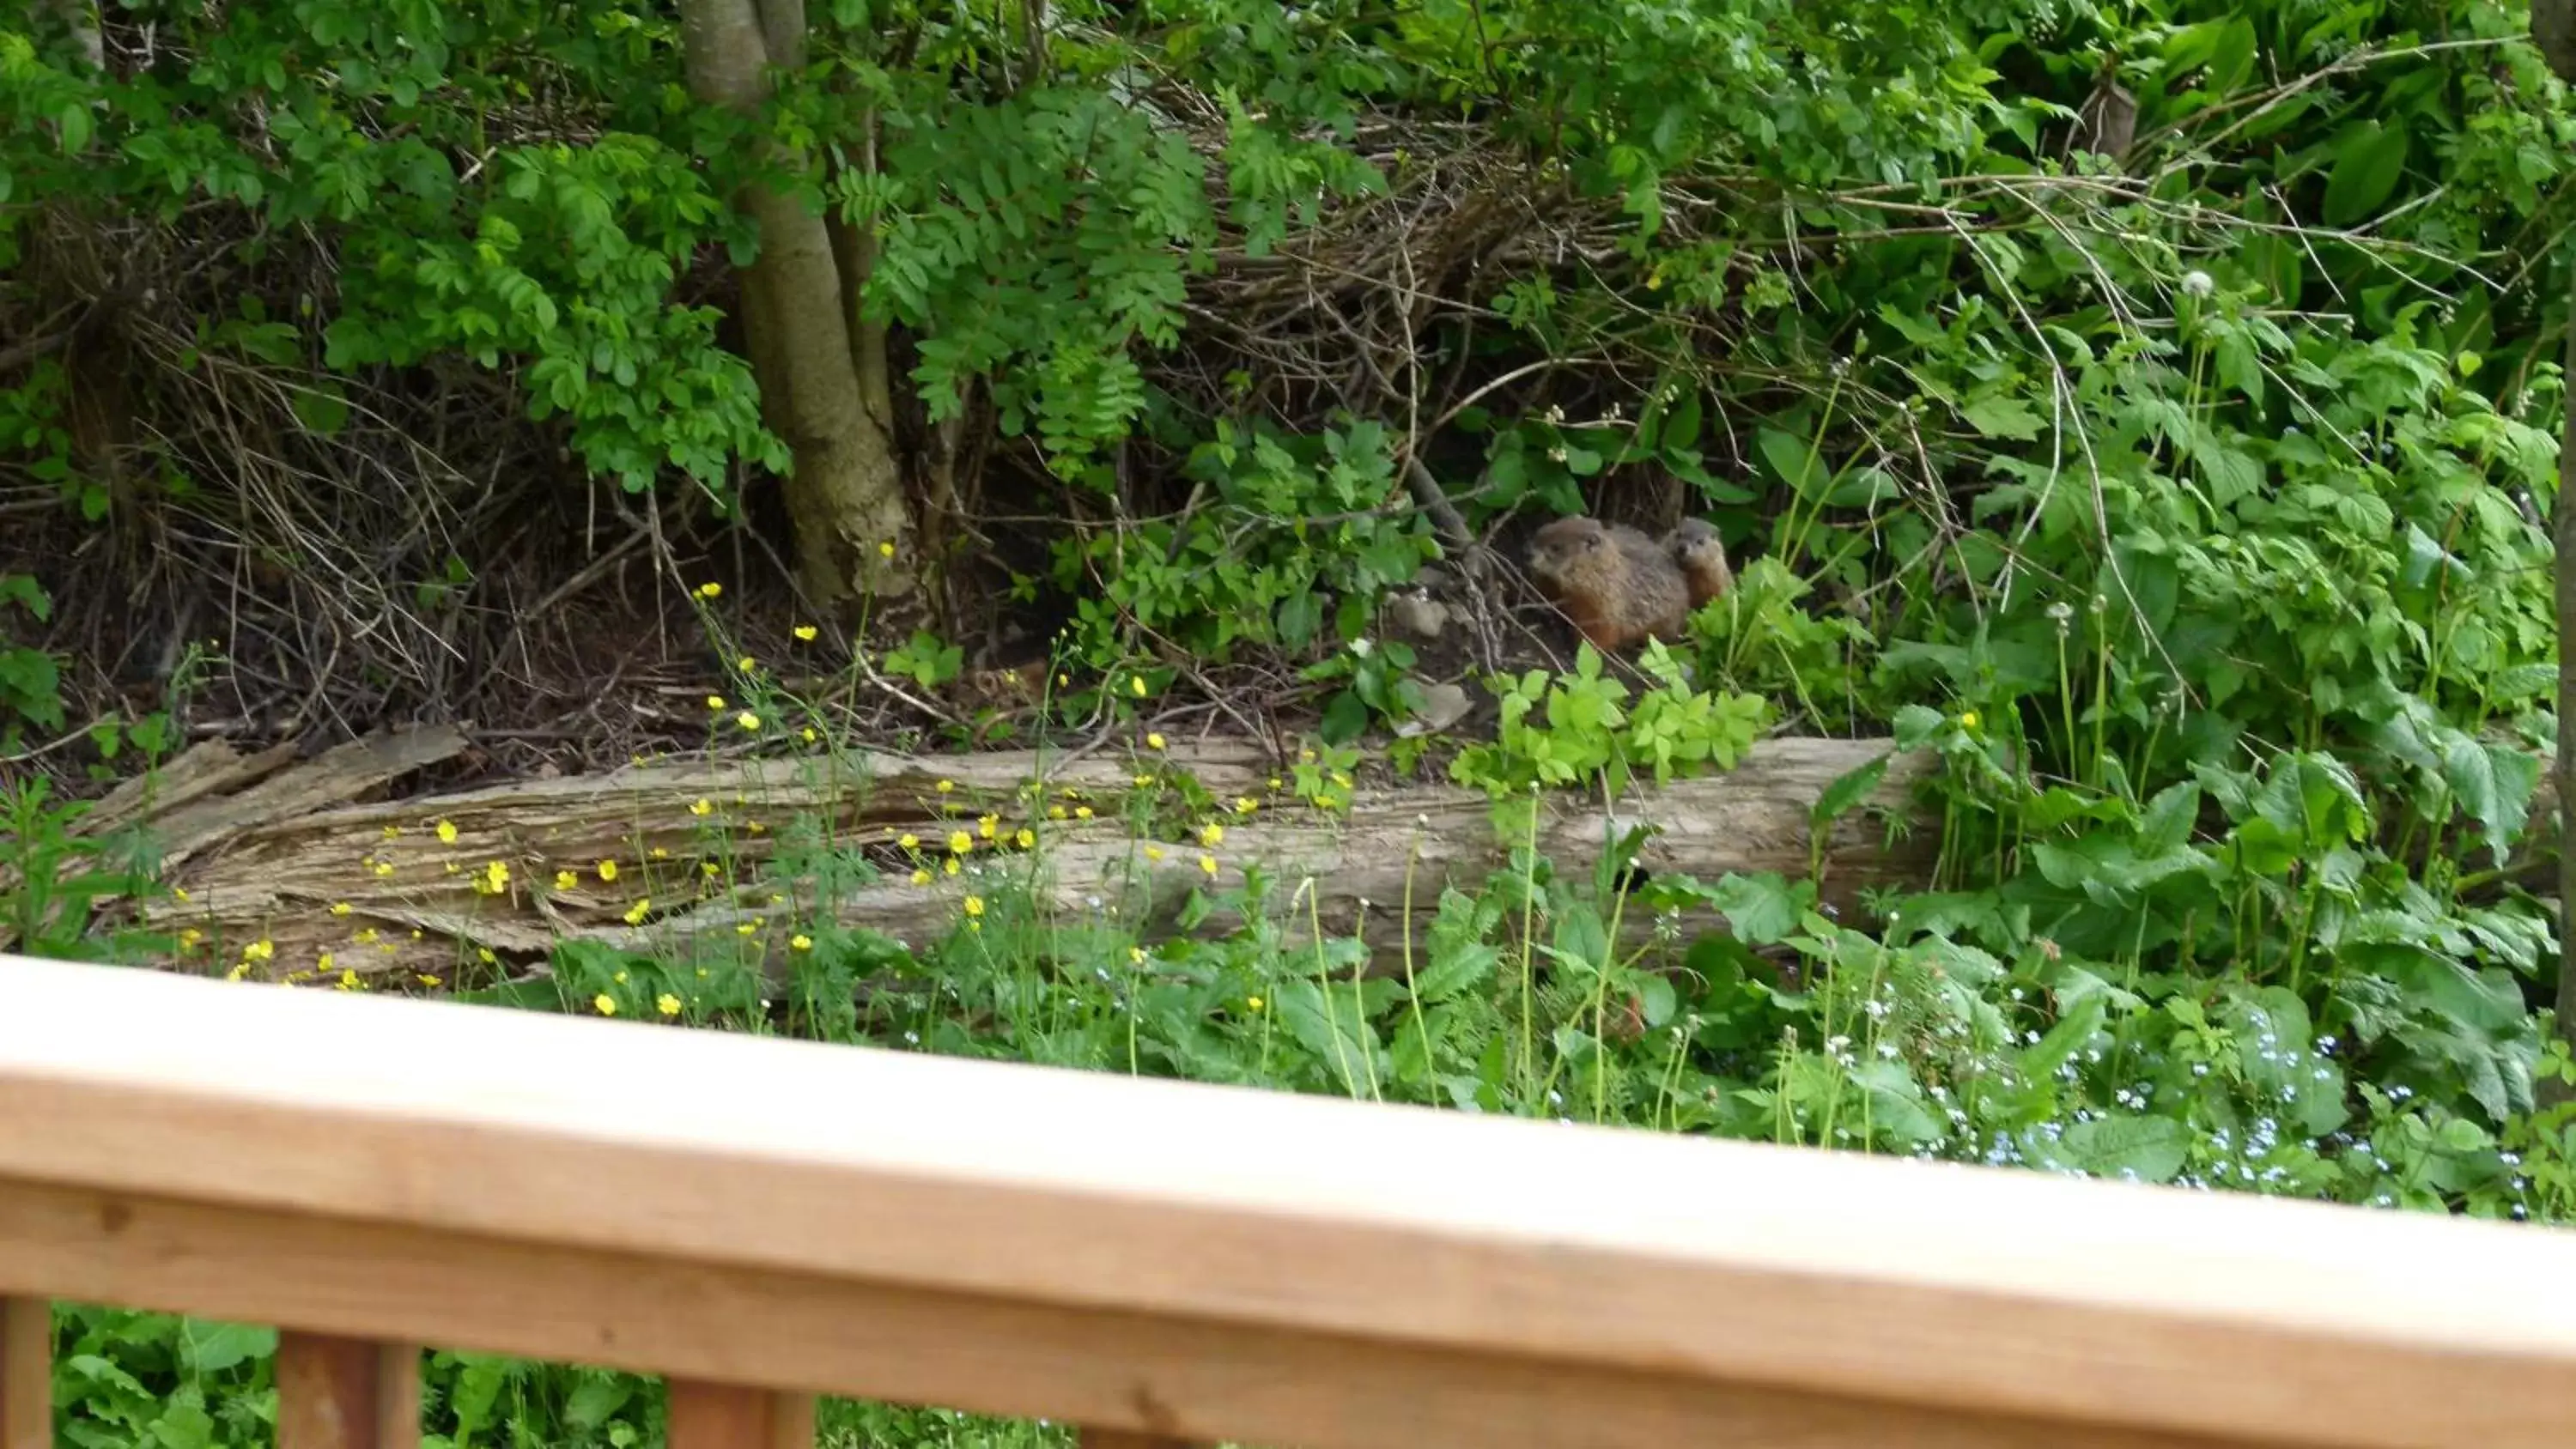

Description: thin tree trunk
[2536,0,2576,1093]
[679,0,912,612]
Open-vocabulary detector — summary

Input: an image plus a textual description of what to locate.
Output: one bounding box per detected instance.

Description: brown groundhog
[1665,518,1735,607]
[1525,517,1691,653]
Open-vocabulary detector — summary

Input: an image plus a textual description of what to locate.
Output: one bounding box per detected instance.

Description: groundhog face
[1526,517,1607,584]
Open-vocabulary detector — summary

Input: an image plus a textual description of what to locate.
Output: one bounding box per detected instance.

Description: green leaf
[2049,1115,2190,1184]
[1960,394,2045,440]
[2321,121,2409,225]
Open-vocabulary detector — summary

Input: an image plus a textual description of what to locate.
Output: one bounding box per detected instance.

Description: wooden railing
[2,953,2574,1448]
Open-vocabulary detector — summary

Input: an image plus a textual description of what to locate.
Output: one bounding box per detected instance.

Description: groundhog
[1524,517,1691,653]
[1665,518,1735,607]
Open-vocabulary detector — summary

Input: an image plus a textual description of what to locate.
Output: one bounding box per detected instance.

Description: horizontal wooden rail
[0,955,2573,1448]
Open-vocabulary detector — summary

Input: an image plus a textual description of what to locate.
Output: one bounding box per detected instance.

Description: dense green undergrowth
[11,0,2576,1443]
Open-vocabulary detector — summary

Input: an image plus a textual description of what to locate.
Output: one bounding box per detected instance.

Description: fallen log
[123,734,1937,985]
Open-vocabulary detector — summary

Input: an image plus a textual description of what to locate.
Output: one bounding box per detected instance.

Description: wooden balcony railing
[1,950,2574,1448]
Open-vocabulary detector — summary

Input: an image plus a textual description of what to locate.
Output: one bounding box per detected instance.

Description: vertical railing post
[666,1380,816,1449]
[0,1298,48,1449]
[276,1333,419,1449]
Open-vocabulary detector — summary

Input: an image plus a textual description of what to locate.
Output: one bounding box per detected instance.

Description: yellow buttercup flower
[597,859,619,882]
[695,581,722,599]
[1145,732,1165,750]
[791,933,814,951]
[594,994,618,1016]
[793,624,818,642]
[435,820,459,844]
[658,994,682,1017]
[691,797,714,816]
[948,830,972,854]
[963,896,985,918]
[1199,854,1218,877]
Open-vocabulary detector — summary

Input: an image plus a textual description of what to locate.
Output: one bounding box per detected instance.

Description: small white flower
[2181,270,2215,297]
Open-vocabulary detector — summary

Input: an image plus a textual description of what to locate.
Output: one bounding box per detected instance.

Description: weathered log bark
[679,0,912,611]
[126,737,1936,985]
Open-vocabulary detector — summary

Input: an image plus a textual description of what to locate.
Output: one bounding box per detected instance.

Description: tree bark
[123,737,1937,983]
[679,0,913,612]
[2533,0,2576,1093]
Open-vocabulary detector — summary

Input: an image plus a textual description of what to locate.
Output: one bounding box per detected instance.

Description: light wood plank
[1078,1430,1199,1449]
[2,954,2575,1448]
[0,1177,2247,1449]
[0,1297,46,1449]
[667,1380,814,1449]
[276,1332,417,1449]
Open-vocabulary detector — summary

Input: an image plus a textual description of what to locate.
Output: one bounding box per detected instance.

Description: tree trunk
[2534,0,2576,1093]
[679,0,912,613]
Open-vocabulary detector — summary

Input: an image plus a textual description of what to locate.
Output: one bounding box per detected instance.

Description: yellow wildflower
[242,939,275,962]
[1145,732,1165,750]
[381,825,401,840]
[736,711,761,731]
[911,868,932,885]
[330,901,352,917]
[556,870,577,890]
[978,813,999,840]
[595,993,618,1016]
[948,830,972,854]
[1235,797,1257,815]
[1130,676,1147,697]
[1129,947,1145,964]
[800,726,817,743]
[1960,710,1981,730]
[964,895,985,918]
[1048,804,1067,820]
[1145,846,1165,862]
[706,694,726,711]
[226,961,250,982]
[1133,773,1153,787]
[691,797,714,816]
[355,928,380,945]
[898,832,920,850]
[338,968,358,989]
[738,922,757,936]
[878,541,896,557]
[597,859,619,882]
[1247,995,1265,1011]
[934,779,955,794]
[476,947,495,963]
[1200,822,1224,848]
[418,974,441,987]
[318,952,336,972]
[1199,854,1218,877]
[695,581,721,599]
[179,928,203,949]
[944,857,960,876]
[1075,805,1094,821]
[793,624,818,642]
[736,654,755,672]
[435,819,459,844]
[623,899,652,925]
[791,934,813,951]
[658,993,682,1018]
[1015,828,1035,849]
[373,860,395,877]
